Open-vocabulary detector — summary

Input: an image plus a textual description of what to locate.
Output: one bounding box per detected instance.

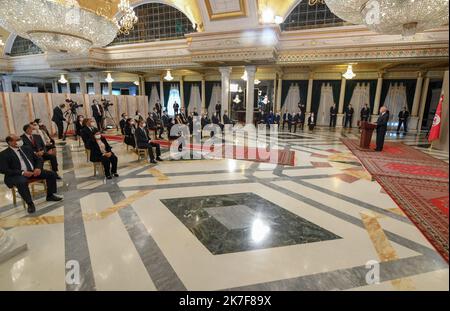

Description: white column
[108,82,112,95]
[418,76,430,133]
[79,74,87,94]
[139,75,146,96]
[336,77,346,126]
[306,73,314,115]
[409,72,424,131]
[66,79,71,95]
[201,76,206,113]
[372,72,383,121]
[245,66,256,124]
[276,74,283,113]
[159,78,165,111]
[52,80,59,93]
[0,228,27,264]
[1,75,13,92]
[219,67,232,117]
[179,76,185,109]
[93,74,101,95]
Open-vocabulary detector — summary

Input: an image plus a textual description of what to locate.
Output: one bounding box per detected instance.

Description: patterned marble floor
[0,127,448,291]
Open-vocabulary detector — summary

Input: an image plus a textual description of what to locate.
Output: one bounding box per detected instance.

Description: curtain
[163,82,172,110]
[317,83,334,126]
[348,83,371,127]
[344,80,377,114]
[281,80,308,111]
[381,79,416,112]
[312,80,341,114]
[208,84,221,118]
[383,83,408,128]
[149,84,160,113]
[282,83,300,114]
[188,84,202,115]
[205,81,219,111]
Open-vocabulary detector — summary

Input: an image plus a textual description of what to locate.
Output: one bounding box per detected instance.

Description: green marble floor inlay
[161,193,341,255]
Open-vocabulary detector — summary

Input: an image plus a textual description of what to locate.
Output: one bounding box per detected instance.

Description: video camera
[65,98,83,112]
[101,98,113,110]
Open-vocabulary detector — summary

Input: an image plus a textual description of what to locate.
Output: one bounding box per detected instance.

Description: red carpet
[342,139,449,262]
[154,140,296,166]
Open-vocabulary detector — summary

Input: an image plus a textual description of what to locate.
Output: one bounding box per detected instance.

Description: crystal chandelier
[105,73,114,83]
[116,0,138,35]
[59,74,68,84]
[324,0,449,36]
[164,70,174,81]
[343,65,356,80]
[0,0,119,54]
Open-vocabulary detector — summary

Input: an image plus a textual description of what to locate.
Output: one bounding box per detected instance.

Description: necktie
[18,148,33,171]
[30,135,35,146]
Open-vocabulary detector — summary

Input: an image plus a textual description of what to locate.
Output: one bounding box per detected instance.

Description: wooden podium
[360,121,377,149]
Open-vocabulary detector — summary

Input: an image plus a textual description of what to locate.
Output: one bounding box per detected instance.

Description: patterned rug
[342,139,449,262]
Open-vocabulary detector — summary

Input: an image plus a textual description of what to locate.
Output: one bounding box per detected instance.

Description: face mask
[95,135,101,139]
[16,140,24,148]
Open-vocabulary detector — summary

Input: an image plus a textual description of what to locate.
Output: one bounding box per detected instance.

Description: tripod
[103,107,119,132]
[62,109,78,141]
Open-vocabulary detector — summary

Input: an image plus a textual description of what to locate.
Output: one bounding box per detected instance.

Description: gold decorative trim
[205,0,247,21]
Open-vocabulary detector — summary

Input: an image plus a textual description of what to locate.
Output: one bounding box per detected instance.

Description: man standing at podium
[375,106,389,152]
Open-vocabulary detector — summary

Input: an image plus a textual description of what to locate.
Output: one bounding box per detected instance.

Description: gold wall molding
[205,0,247,21]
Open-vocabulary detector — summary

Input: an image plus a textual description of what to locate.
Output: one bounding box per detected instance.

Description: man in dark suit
[344,104,354,128]
[135,120,162,164]
[21,123,61,179]
[91,99,104,132]
[223,110,232,125]
[173,101,180,115]
[52,103,66,139]
[298,102,306,115]
[397,107,410,133]
[329,104,337,128]
[80,118,97,150]
[119,113,127,135]
[308,112,317,131]
[360,104,371,122]
[0,135,62,214]
[155,100,162,118]
[215,102,222,121]
[293,111,305,132]
[375,107,389,151]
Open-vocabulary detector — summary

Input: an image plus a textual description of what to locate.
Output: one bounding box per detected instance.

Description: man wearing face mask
[89,129,119,180]
[91,99,104,132]
[135,120,163,164]
[80,118,98,150]
[0,135,62,214]
[22,123,61,180]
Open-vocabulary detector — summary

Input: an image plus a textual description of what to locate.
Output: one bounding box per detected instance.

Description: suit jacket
[223,114,231,124]
[90,137,113,162]
[147,117,157,129]
[215,104,221,111]
[135,127,151,148]
[345,107,354,117]
[398,110,410,120]
[21,134,46,152]
[330,107,338,116]
[124,125,136,147]
[161,115,171,127]
[119,119,127,132]
[52,106,65,123]
[155,103,162,113]
[80,126,95,149]
[173,103,179,111]
[361,107,370,119]
[91,104,104,118]
[376,112,389,131]
[0,146,43,187]
[308,116,316,126]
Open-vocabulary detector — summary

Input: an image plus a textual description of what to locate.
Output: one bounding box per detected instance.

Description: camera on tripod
[65,98,83,113]
[101,98,113,110]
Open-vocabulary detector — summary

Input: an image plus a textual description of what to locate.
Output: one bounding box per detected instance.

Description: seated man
[89,129,119,180]
[0,135,62,214]
[80,118,97,150]
[124,118,137,149]
[22,123,61,180]
[135,120,163,164]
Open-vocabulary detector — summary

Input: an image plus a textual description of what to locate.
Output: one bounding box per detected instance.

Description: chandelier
[116,0,138,35]
[105,73,114,83]
[342,65,356,80]
[164,70,174,81]
[0,0,119,54]
[59,74,68,84]
[324,0,449,36]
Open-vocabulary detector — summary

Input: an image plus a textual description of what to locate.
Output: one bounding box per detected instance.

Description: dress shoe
[150,160,157,164]
[56,175,62,180]
[27,203,36,214]
[106,176,113,180]
[113,173,119,177]
[156,157,163,162]
[46,195,63,202]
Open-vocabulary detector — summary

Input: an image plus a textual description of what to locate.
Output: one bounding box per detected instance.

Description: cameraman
[52,102,67,139]
[91,99,105,132]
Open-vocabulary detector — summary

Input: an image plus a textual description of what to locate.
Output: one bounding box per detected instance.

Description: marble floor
[0,127,448,291]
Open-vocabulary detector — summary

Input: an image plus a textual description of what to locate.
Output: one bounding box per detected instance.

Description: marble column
[79,74,87,94]
[66,79,71,95]
[306,73,314,117]
[245,66,256,125]
[0,228,27,264]
[159,78,165,111]
[139,75,146,96]
[337,77,346,126]
[432,70,449,152]
[93,74,101,95]
[108,82,113,96]
[201,76,206,113]
[52,80,59,94]
[276,74,283,113]
[409,72,424,131]
[1,75,13,92]
[179,76,185,110]
[418,76,430,133]
[219,67,232,117]
[371,72,383,122]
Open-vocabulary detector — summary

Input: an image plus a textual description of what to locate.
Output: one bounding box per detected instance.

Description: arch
[110,1,197,46]
[7,35,43,57]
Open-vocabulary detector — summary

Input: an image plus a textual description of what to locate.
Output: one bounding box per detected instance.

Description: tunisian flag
[429,95,444,142]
